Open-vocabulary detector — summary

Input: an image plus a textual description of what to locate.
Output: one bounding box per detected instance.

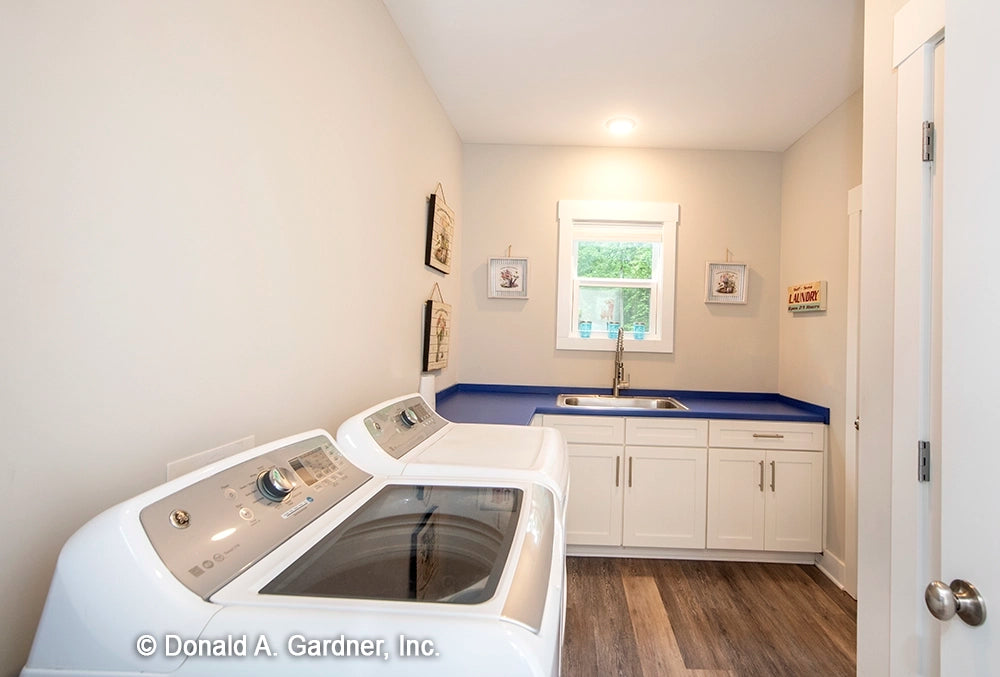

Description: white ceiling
[383,1,864,152]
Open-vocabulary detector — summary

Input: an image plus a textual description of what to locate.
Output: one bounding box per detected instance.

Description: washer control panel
[140,434,371,600]
[362,396,448,459]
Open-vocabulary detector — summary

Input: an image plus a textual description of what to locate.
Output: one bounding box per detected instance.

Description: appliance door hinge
[918,440,931,482]
[922,121,935,162]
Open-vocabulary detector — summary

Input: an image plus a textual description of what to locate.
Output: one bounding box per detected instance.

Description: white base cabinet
[544,415,708,549]
[545,414,826,557]
[706,420,825,553]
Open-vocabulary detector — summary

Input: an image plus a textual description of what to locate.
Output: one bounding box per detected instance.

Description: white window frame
[556,200,678,353]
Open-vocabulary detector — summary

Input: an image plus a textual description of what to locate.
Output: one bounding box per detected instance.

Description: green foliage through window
[576,242,654,279]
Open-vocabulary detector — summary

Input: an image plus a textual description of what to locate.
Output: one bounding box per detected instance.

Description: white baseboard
[815,550,853,597]
[567,545,815,565]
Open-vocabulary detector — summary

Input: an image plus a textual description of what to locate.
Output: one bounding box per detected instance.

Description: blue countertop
[435,384,829,426]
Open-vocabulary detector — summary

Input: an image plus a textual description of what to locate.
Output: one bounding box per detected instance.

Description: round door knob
[256,467,295,502]
[400,407,420,427]
[925,579,987,626]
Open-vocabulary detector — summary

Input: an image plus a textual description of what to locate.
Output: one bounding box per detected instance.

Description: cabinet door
[706,449,765,550]
[623,446,707,548]
[764,450,824,552]
[566,444,623,546]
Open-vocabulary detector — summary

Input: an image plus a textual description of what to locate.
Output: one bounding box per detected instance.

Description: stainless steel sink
[556,394,688,411]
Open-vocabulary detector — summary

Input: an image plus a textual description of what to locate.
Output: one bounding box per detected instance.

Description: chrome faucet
[612,329,630,397]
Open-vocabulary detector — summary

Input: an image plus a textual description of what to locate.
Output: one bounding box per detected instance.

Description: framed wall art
[705,262,749,304]
[422,299,452,371]
[488,257,528,298]
[425,183,455,274]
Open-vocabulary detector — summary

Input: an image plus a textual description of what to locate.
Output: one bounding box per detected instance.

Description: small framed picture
[422,300,451,371]
[705,262,748,304]
[425,185,454,274]
[488,257,528,298]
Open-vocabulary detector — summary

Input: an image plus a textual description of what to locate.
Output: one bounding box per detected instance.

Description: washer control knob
[400,407,420,427]
[256,467,294,502]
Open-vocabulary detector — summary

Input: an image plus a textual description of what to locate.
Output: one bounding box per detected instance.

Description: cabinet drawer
[625,418,708,447]
[708,420,825,451]
[542,415,625,445]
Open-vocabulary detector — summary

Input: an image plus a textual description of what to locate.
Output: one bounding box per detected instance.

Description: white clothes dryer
[336,393,569,508]
[22,430,564,677]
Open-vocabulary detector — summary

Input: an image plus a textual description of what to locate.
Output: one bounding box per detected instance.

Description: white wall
[0,2,461,674]
[459,145,782,392]
[778,90,863,574]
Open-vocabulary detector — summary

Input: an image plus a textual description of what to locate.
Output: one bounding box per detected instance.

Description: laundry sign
[787,280,827,312]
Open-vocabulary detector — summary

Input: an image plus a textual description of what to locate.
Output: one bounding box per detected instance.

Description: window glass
[579,286,651,333]
[575,241,656,280]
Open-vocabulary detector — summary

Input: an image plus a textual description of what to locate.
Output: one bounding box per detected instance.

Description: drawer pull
[758,460,764,492]
[753,433,785,439]
[615,456,620,488]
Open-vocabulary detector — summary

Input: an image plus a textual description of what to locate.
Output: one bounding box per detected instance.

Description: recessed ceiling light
[605,117,636,135]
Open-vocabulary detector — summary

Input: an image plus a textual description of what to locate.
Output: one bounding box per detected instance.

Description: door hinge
[918,440,931,482]
[854,417,860,431]
[922,121,935,162]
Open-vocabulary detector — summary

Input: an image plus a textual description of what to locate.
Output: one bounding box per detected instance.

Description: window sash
[572,240,662,281]
[572,280,659,337]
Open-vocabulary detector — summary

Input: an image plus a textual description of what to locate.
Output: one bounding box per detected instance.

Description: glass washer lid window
[261,485,523,605]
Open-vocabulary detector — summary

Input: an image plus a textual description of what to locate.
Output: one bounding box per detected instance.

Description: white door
[888,1,1000,673]
[706,449,764,550]
[623,446,707,548]
[763,450,824,553]
[565,444,623,546]
[936,0,1000,671]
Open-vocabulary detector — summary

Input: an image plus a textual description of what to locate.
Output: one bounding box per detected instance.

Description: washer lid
[259,484,523,604]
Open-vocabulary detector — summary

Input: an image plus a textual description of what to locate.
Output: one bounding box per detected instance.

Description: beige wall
[0,2,461,674]
[459,145,782,392]
[778,90,863,572]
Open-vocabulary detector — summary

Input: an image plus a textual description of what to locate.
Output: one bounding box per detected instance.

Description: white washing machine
[336,393,569,509]
[22,430,564,677]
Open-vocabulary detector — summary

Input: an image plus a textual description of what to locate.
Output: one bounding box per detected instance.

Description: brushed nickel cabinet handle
[770,460,776,492]
[758,460,764,492]
[753,433,785,439]
[628,457,633,488]
[615,456,620,488]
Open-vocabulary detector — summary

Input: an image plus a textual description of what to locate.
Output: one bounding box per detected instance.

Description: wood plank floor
[562,558,856,677]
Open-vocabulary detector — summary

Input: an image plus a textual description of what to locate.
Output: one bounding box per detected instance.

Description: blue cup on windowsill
[579,321,592,338]
[607,322,620,339]
[633,323,646,340]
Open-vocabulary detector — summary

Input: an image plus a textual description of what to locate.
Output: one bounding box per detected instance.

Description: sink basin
[556,394,688,411]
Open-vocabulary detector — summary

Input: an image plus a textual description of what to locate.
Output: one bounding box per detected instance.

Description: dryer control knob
[256,467,295,502]
[400,407,420,427]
